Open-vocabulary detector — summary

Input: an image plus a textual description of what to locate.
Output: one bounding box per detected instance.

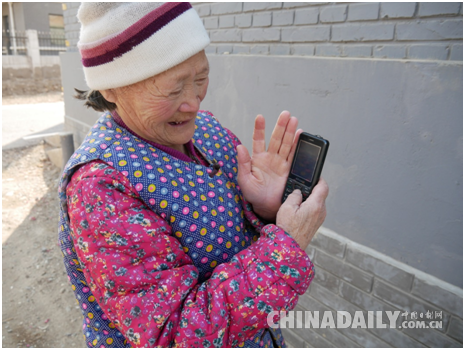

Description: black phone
[282,132,329,203]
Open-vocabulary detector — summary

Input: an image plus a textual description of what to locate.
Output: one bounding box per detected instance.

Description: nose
[178,88,201,113]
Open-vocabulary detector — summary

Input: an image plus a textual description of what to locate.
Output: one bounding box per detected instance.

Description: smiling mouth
[168,120,190,126]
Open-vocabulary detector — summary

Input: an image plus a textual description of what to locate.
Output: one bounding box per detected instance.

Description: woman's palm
[237,112,301,221]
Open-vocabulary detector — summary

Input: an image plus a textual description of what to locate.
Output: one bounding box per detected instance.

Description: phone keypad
[282,179,312,203]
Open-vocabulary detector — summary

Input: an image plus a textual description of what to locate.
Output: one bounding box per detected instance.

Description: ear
[100,89,117,103]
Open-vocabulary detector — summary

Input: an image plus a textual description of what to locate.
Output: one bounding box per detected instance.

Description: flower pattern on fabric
[60,111,315,348]
[67,162,313,347]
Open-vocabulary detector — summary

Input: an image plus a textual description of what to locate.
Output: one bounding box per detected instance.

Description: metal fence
[2,30,28,55]
[2,30,67,56]
[38,31,66,56]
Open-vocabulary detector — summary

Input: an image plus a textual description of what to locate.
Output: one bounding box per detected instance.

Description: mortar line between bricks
[413,2,419,18]
[292,305,359,348]
[282,329,307,348]
[396,323,436,347]
[286,318,340,349]
[364,321,425,347]
[311,283,371,318]
[214,39,463,45]
[277,16,463,25]
[295,304,354,348]
[208,50,463,63]
[311,281,457,347]
[299,293,369,347]
[314,248,375,292]
[444,314,453,334]
[407,272,414,293]
[402,323,461,347]
[371,276,458,322]
[343,259,406,294]
[312,259,353,297]
[338,277,380,302]
[317,227,463,298]
[357,302,430,347]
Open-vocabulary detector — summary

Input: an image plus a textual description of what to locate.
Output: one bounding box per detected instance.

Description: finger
[304,178,329,207]
[278,116,298,158]
[268,110,291,154]
[252,115,266,154]
[283,189,303,209]
[236,145,252,181]
[286,128,303,162]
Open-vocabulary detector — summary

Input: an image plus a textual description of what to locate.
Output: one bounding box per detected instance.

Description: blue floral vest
[58,111,285,348]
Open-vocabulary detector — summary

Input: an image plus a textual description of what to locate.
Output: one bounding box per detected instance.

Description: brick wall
[194,2,463,61]
[63,2,80,52]
[62,2,463,61]
[282,227,463,347]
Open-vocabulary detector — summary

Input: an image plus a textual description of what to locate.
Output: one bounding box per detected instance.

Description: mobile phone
[282,132,329,203]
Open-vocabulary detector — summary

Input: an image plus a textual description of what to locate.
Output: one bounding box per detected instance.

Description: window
[49,14,64,41]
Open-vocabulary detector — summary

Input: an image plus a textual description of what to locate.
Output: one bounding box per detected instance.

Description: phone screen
[291,140,321,183]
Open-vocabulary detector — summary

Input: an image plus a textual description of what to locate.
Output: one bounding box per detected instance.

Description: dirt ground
[2,93,87,348]
[1,91,64,106]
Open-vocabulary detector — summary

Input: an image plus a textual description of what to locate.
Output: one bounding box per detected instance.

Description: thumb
[236,144,252,180]
[283,189,303,209]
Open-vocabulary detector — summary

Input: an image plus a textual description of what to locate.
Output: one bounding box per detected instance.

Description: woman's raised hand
[237,111,301,221]
[276,179,329,250]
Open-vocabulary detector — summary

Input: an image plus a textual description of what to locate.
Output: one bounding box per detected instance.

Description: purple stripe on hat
[82,2,191,68]
[80,2,181,57]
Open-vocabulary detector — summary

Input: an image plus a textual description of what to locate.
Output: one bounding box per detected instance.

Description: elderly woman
[59,2,328,348]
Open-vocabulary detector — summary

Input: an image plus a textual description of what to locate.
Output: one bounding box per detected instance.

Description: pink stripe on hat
[79,2,181,59]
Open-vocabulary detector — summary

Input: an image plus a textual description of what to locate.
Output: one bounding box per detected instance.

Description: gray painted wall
[2,2,63,32]
[202,54,463,288]
[60,2,463,287]
[22,2,63,32]
[60,50,463,288]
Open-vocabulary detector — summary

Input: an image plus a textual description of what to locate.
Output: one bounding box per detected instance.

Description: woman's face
[105,51,210,153]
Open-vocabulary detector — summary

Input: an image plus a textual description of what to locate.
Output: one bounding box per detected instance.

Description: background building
[2,2,65,94]
[60,2,463,347]
[2,2,64,34]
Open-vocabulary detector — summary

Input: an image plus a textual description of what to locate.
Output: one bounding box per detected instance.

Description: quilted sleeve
[67,161,314,348]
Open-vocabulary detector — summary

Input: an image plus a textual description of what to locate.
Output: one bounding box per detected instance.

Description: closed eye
[169,89,182,97]
[195,78,207,85]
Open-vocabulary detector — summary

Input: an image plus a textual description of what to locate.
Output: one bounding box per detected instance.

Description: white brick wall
[194,2,463,61]
[63,2,463,61]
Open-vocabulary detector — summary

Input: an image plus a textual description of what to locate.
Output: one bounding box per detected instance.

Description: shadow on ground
[2,123,65,151]
[2,144,86,348]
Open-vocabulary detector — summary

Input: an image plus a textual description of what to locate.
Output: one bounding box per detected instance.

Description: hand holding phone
[281,132,329,203]
[277,178,329,250]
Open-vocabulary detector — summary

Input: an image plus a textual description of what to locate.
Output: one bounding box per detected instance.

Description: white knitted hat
[77,2,210,90]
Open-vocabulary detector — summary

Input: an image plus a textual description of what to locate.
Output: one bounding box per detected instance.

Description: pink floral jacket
[66,130,315,348]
